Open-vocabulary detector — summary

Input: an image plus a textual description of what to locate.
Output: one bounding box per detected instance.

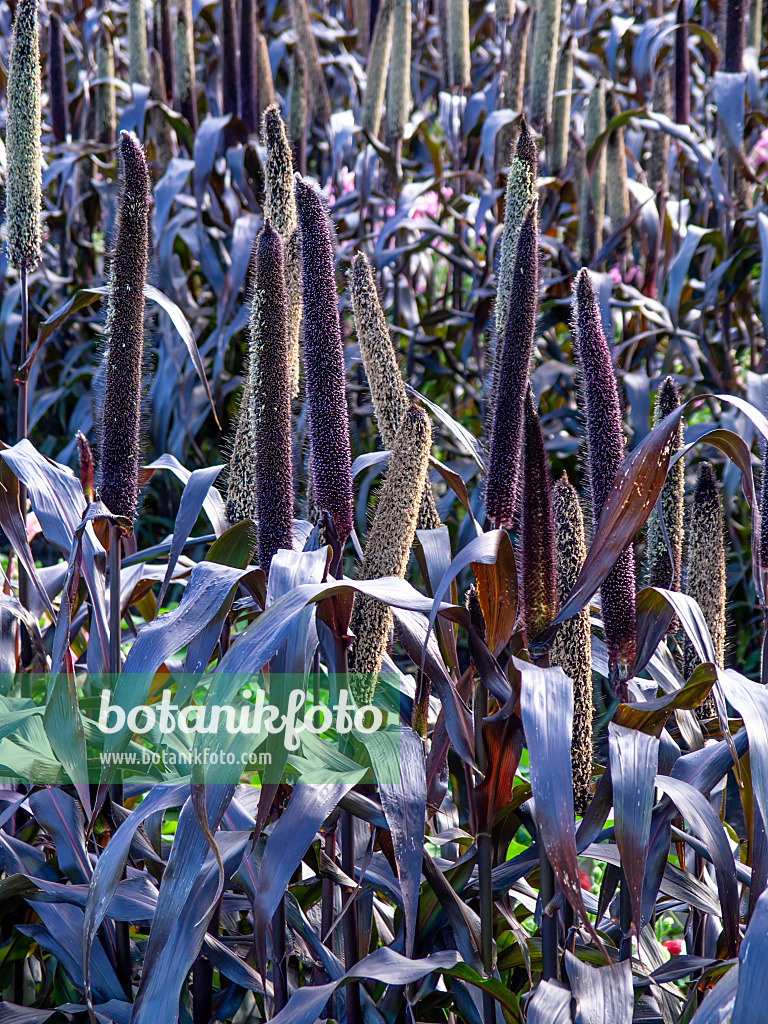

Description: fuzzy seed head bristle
[551,37,573,175]
[646,377,684,605]
[649,66,671,198]
[290,0,331,124]
[577,81,606,266]
[350,251,441,529]
[550,474,593,814]
[684,462,726,716]
[530,0,562,127]
[573,269,636,680]
[520,388,557,641]
[129,0,149,85]
[295,176,354,542]
[386,0,412,140]
[605,87,630,254]
[349,404,432,705]
[6,0,42,271]
[250,223,294,575]
[262,106,298,241]
[361,0,394,137]
[98,132,151,524]
[486,200,539,529]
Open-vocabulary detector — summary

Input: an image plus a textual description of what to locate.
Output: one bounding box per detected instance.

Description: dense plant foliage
[1,0,768,1021]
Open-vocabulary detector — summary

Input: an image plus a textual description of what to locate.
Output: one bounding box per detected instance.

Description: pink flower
[383,202,396,218]
[750,127,768,170]
[412,190,439,219]
[26,511,41,542]
[609,267,622,286]
[339,165,355,195]
[662,939,683,957]
[440,184,453,201]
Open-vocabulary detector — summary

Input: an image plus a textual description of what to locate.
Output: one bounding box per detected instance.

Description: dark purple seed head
[49,11,68,142]
[239,0,258,131]
[572,268,636,685]
[515,113,538,184]
[98,132,151,524]
[251,221,294,575]
[294,174,354,543]
[520,386,557,642]
[674,0,689,124]
[221,0,239,118]
[485,199,539,528]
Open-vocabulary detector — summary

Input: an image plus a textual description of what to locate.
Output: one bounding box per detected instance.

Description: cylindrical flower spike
[350,251,441,530]
[577,81,606,266]
[645,378,685,609]
[290,0,331,125]
[251,223,294,575]
[683,462,725,717]
[287,48,308,175]
[294,175,354,543]
[550,474,594,815]
[49,11,68,142]
[502,7,531,113]
[349,404,433,706]
[550,36,573,176]
[449,0,470,91]
[485,200,539,530]
[98,132,151,524]
[530,0,562,129]
[494,116,538,365]
[255,31,276,123]
[221,0,239,119]
[128,0,149,86]
[175,0,197,131]
[361,0,394,138]
[648,65,671,201]
[96,31,117,146]
[386,0,411,143]
[520,387,557,642]
[239,0,258,132]
[674,0,689,125]
[225,378,257,525]
[6,0,42,272]
[573,269,637,686]
[262,106,300,397]
[605,87,630,255]
[158,0,175,100]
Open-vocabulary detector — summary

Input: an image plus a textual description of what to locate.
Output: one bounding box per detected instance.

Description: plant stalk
[478,830,495,1023]
[272,895,288,1013]
[192,895,222,1024]
[539,843,557,981]
[341,808,362,1024]
[18,264,31,693]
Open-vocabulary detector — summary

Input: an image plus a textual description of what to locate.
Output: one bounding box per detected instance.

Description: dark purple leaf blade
[608,723,659,936]
[252,782,353,973]
[364,726,426,958]
[0,458,56,621]
[564,950,633,1023]
[156,463,225,610]
[517,657,602,948]
[525,979,572,1024]
[128,787,239,1024]
[731,891,768,1023]
[28,789,90,884]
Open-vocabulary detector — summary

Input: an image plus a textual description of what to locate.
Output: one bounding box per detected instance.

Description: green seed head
[349,404,433,705]
[6,0,42,271]
[129,0,149,85]
[551,36,573,175]
[530,0,562,128]
[577,81,606,266]
[95,30,117,146]
[386,0,412,141]
[361,0,394,138]
[289,0,331,125]
[449,0,470,90]
[550,473,593,815]
[350,251,440,529]
[287,47,308,173]
[645,377,684,606]
[648,65,671,199]
[605,87,630,254]
[683,462,726,679]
